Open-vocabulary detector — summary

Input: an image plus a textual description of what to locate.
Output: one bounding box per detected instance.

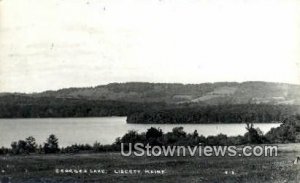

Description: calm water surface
[0,117,281,147]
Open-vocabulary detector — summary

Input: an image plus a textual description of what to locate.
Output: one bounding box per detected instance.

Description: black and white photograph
[0,0,300,182]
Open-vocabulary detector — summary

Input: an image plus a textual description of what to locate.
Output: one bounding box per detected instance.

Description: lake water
[0,117,281,147]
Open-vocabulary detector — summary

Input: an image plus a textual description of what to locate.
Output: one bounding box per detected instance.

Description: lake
[0,117,281,147]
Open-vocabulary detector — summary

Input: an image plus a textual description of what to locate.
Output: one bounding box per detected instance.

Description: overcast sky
[0,0,300,93]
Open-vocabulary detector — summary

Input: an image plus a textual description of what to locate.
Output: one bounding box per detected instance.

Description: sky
[0,0,300,93]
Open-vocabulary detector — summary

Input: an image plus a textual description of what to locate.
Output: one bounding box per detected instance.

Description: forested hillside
[0,95,166,118]
[127,104,300,124]
[27,81,300,105]
[0,81,299,122]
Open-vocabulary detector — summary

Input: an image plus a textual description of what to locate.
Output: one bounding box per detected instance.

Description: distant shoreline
[0,116,284,124]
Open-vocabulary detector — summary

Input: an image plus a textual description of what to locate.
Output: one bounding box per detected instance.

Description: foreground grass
[0,144,300,183]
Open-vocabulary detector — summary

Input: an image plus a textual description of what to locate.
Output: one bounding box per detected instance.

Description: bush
[0,147,9,155]
[265,116,300,143]
[61,144,92,153]
[10,136,38,155]
[145,127,163,145]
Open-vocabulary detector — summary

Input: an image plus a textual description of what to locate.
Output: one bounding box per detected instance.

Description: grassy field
[0,144,300,183]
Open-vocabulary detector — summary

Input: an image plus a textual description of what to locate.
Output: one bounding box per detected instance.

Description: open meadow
[0,144,300,183]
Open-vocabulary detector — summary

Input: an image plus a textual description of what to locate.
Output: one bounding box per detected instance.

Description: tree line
[1,115,299,155]
[127,104,300,123]
[0,95,166,118]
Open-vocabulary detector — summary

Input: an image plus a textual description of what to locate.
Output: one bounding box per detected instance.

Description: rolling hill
[1,81,300,120]
[27,81,300,105]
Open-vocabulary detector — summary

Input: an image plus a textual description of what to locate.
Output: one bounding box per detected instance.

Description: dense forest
[0,94,299,124]
[1,81,300,121]
[127,104,300,124]
[0,95,166,118]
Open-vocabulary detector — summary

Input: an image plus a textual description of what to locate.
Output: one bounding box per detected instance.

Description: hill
[0,81,299,120]
[29,81,300,105]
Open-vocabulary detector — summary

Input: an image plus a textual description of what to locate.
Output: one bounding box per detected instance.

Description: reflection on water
[0,117,280,147]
